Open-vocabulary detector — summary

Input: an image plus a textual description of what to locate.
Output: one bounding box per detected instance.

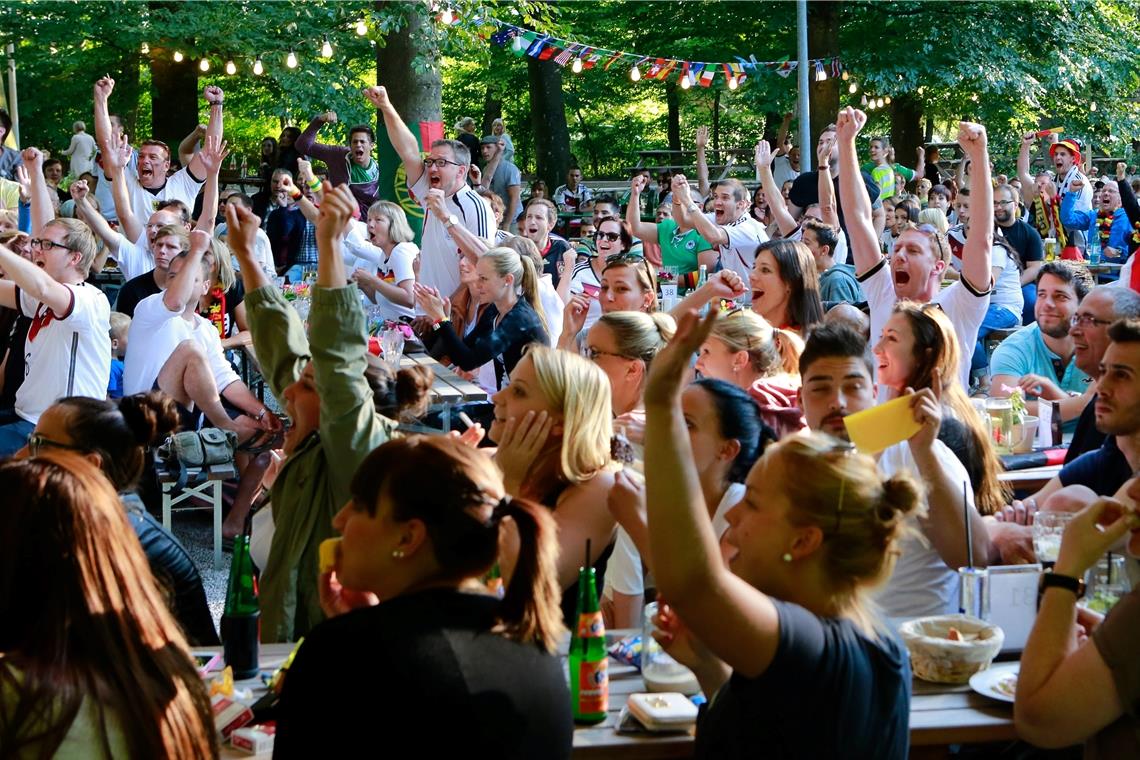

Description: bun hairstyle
[55,393,182,491]
[350,436,566,651]
[596,311,676,370]
[766,432,924,629]
[364,361,434,423]
[709,309,802,379]
[691,378,775,483]
[481,246,548,333]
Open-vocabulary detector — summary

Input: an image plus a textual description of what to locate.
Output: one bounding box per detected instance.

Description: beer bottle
[696,264,709,316]
[569,566,608,724]
[221,532,260,679]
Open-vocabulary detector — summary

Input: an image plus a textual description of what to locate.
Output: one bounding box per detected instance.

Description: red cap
[1050,139,1082,165]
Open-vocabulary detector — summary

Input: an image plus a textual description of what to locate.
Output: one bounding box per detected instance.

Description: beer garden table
[214,630,1017,759]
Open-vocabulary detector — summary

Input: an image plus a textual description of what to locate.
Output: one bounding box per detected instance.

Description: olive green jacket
[247,285,395,642]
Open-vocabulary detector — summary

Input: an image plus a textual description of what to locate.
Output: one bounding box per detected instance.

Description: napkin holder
[959,564,1042,654]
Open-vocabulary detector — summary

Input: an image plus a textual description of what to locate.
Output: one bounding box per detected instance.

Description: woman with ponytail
[415,246,549,390]
[695,308,806,438]
[642,310,924,758]
[20,392,218,645]
[275,436,571,759]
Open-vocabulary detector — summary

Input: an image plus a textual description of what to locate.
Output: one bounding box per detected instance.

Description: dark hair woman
[0,453,216,758]
[274,436,571,759]
[748,239,825,336]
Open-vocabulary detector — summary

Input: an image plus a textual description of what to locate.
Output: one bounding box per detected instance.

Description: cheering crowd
[0,74,1138,759]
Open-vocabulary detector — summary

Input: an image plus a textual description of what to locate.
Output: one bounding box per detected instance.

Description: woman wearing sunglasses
[559,218,657,350]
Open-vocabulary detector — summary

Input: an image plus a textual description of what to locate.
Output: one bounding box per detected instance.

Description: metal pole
[5,44,17,148]
[796,0,810,171]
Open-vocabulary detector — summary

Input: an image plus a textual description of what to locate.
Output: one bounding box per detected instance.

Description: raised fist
[69,179,89,201]
[835,106,867,142]
[203,85,224,105]
[320,111,338,125]
[94,76,115,101]
[363,86,391,111]
[957,121,988,154]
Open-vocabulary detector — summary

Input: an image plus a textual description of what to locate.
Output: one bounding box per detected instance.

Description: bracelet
[288,186,303,200]
[307,178,322,191]
[431,317,450,331]
[207,100,223,107]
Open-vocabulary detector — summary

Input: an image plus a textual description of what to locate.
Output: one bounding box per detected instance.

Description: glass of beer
[984,397,1015,454]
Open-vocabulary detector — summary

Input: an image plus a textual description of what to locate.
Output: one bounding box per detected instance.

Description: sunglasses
[25,433,86,457]
[595,231,622,242]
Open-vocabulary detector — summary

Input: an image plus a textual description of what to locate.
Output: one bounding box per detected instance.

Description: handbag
[156,428,237,490]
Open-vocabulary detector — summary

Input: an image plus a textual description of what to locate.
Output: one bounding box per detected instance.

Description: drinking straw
[964,482,974,569]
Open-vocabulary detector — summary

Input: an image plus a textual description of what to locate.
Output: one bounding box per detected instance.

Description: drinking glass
[291,297,310,325]
[984,397,1014,454]
[381,328,405,371]
[641,602,700,695]
[1086,554,1130,613]
[1032,511,1074,564]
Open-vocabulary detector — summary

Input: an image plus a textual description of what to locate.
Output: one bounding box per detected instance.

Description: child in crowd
[107,311,130,399]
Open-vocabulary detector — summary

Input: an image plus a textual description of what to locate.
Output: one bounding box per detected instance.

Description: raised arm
[816,133,839,227]
[164,229,210,312]
[70,179,119,250]
[193,134,229,235]
[186,87,223,180]
[672,173,728,247]
[625,175,658,243]
[92,76,116,164]
[1017,134,1038,204]
[1116,162,1140,227]
[667,270,745,320]
[959,122,994,293]
[774,112,793,156]
[22,148,53,236]
[98,131,142,242]
[755,140,797,237]
[364,86,424,186]
[179,124,205,168]
[835,107,880,276]
[694,126,710,199]
[645,309,779,684]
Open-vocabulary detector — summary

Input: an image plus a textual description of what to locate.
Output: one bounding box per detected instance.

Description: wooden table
[399,352,489,431]
[215,634,1016,759]
[998,464,1061,494]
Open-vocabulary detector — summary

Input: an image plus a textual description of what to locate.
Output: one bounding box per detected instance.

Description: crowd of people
[0,72,1137,760]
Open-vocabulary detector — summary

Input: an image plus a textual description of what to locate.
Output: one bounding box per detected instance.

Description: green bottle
[221,533,260,679]
[569,566,608,724]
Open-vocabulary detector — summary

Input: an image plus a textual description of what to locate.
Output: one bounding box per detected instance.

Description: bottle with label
[1050,399,1064,447]
[240,156,249,178]
[221,532,260,679]
[569,566,608,724]
[1087,233,1102,266]
[695,264,709,316]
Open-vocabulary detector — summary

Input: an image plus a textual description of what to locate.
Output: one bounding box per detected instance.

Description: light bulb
[630,65,640,82]
[841,70,849,81]
[680,75,691,90]
[321,38,333,58]
[199,58,210,72]
[173,50,184,62]
[728,75,738,90]
[253,58,264,76]
[1091,101,1097,112]
[867,100,876,111]
[440,9,454,24]
[848,83,857,94]
[876,97,884,108]
[572,57,583,74]
[225,60,236,75]
[356,19,367,35]
[287,50,298,69]
[917,86,925,95]
[884,96,891,105]
[141,42,149,55]
[860,94,868,106]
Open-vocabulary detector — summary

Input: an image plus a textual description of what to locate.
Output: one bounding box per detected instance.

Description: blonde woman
[585,311,676,418]
[695,309,806,437]
[644,309,923,758]
[200,238,251,351]
[917,207,949,235]
[415,246,548,390]
[348,200,419,322]
[490,345,617,622]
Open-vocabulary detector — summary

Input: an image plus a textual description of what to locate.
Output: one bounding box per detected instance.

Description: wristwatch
[445,214,458,229]
[1038,571,1086,599]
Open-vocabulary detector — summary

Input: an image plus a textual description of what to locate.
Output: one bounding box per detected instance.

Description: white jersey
[123,292,239,396]
[568,260,603,330]
[123,165,203,223]
[115,230,153,282]
[409,173,495,297]
[704,212,769,282]
[874,440,972,623]
[15,282,111,424]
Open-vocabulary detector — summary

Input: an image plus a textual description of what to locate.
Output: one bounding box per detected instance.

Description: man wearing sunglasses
[0,147,110,455]
[367,86,494,298]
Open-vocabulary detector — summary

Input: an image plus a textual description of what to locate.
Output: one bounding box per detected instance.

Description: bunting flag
[483,17,841,90]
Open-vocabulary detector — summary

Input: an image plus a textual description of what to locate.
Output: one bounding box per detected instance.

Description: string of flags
[486,19,842,90]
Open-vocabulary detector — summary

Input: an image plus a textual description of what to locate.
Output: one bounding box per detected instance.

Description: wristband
[431,317,450,331]
[207,99,223,107]
[288,186,303,200]
[307,178,322,191]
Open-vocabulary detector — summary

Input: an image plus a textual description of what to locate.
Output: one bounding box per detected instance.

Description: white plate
[969,662,1019,703]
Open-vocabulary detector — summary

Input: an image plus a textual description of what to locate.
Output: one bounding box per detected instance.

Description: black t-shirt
[541,238,573,287]
[114,270,163,318]
[1059,435,1132,495]
[695,600,910,759]
[274,588,572,759]
[998,220,1044,266]
[1064,394,1106,464]
[456,132,481,166]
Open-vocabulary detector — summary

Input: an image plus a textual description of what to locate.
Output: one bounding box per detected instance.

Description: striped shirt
[410,174,495,296]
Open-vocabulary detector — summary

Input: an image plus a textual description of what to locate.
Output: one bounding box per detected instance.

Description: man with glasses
[993,182,1045,322]
[990,261,1094,432]
[93,76,219,220]
[295,108,381,219]
[796,324,993,621]
[0,147,110,454]
[367,86,493,297]
[1061,174,1134,267]
[839,109,993,390]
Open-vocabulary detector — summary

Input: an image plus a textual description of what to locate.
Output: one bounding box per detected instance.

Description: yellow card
[843,395,921,454]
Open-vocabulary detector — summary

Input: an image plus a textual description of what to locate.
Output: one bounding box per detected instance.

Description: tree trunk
[924,116,934,144]
[665,81,681,153]
[480,85,502,136]
[890,94,924,179]
[375,1,441,125]
[148,48,197,148]
[807,0,840,153]
[526,57,571,191]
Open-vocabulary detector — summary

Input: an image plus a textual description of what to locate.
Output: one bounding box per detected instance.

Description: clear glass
[381,328,405,372]
[1032,511,1075,563]
[958,566,989,618]
[984,397,1014,454]
[642,602,700,695]
[1086,554,1130,613]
